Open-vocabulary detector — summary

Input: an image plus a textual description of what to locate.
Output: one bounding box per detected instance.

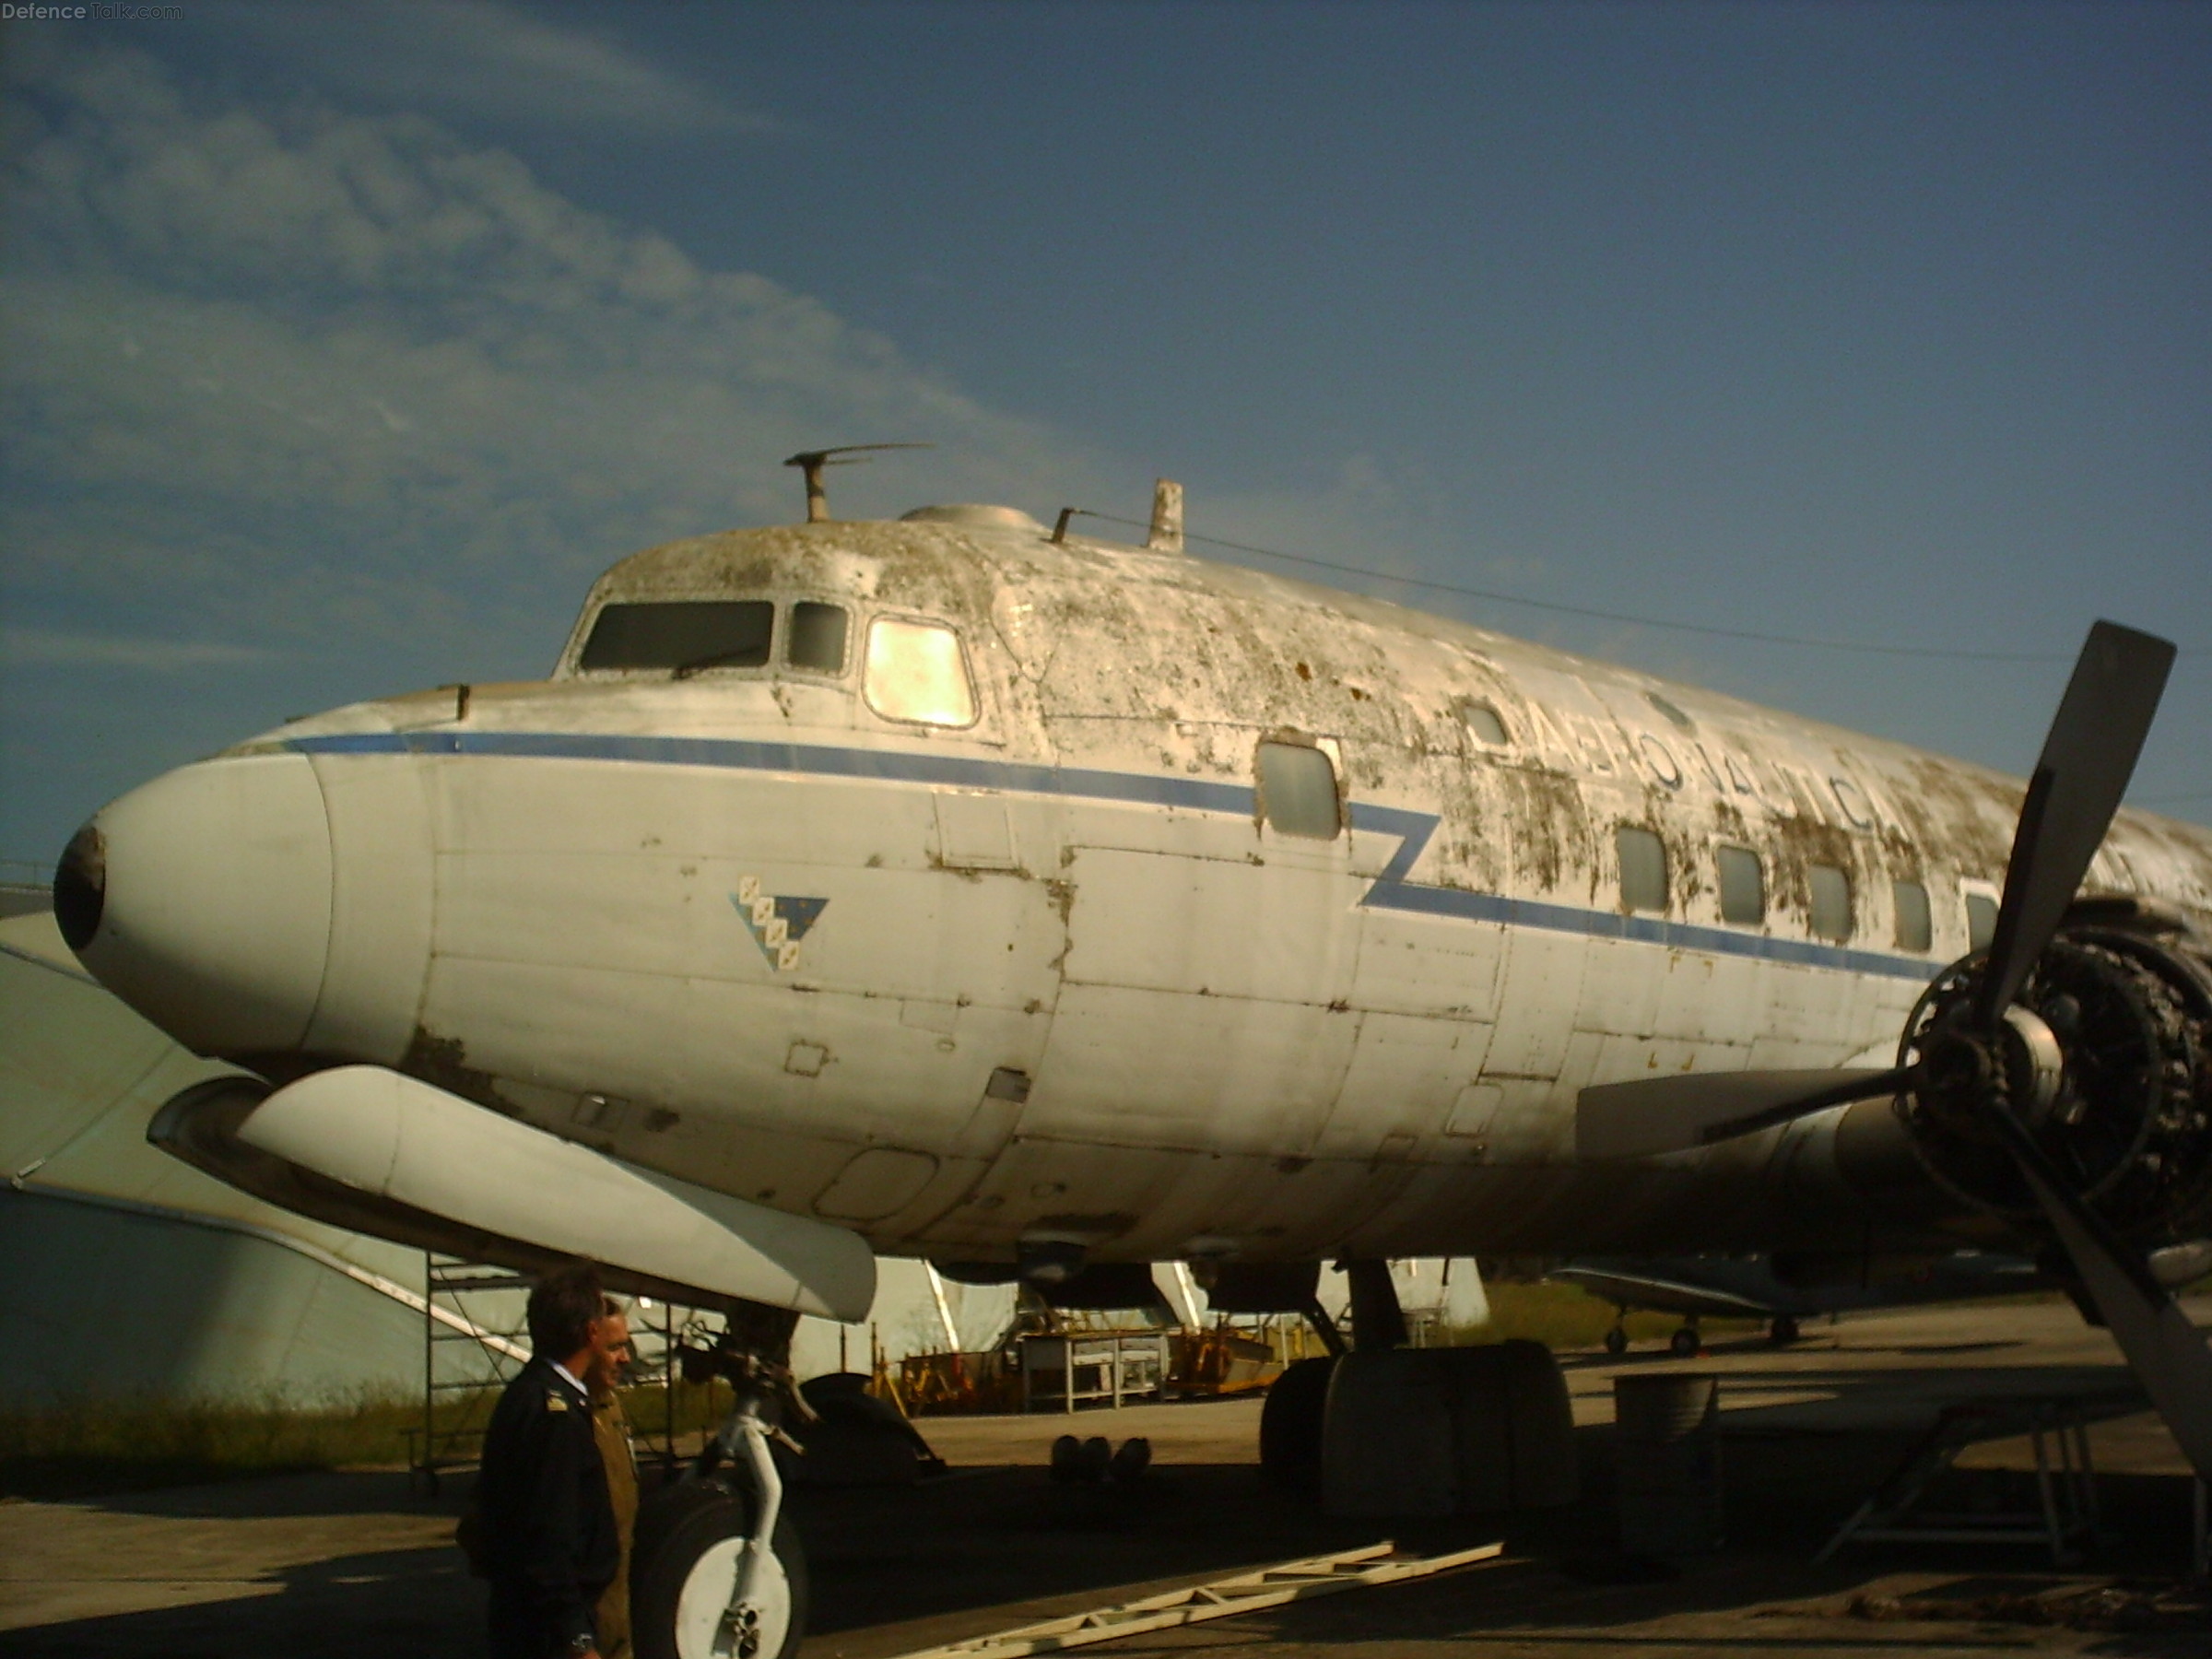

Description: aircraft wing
[1547,1260,1785,1320]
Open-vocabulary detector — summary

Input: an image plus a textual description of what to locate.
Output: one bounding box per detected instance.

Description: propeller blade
[1577,1066,1910,1160]
[1985,1108,2212,1483]
[1973,621,2176,1027]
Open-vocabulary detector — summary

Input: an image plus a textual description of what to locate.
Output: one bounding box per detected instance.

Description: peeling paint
[401,1030,514,1117]
[290,505,2212,1268]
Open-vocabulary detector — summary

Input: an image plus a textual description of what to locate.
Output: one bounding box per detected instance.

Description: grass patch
[0,1380,734,1500]
[0,1394,421,1499]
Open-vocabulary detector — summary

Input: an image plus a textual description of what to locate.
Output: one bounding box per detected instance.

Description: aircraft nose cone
[66,753,334,1058]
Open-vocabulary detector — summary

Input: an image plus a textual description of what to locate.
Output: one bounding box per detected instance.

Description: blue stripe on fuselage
[288,730,1939,984]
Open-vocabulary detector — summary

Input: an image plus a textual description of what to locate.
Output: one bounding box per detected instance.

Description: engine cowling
[1896,918,2212,1247]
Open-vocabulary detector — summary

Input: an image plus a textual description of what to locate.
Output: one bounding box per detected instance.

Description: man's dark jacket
[478,1355,621,1657]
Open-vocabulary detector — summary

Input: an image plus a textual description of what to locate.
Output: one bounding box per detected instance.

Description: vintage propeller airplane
[1549,1248,2064,1356]
[51,457,2212,1659]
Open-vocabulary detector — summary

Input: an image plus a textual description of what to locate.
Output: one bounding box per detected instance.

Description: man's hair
[527,1262,606,1357]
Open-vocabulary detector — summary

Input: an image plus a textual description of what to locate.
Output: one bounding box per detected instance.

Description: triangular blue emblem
[733,877,828,971]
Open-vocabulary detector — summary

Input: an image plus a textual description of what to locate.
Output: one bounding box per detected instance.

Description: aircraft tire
[1769,1315,1800,1346]
[632,1478,732,1584]
[1603,1326,1629,1356]
[632,1480,809,1659]
[1667,1326,1700,1358]
[1259,1355,1336,1492]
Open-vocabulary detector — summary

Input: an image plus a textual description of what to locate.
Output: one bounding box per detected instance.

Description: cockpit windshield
[579,601,773,672]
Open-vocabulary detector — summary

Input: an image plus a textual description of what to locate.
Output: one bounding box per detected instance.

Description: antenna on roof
[1146,478,1185,553]
[782,443,933,524]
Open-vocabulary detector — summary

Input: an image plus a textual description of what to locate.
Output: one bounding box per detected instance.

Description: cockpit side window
[580,600,774,673]
[787,602,850,674]
[864,617,976,726]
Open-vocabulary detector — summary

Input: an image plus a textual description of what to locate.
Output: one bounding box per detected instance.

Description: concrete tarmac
[4,1297,2208,1657]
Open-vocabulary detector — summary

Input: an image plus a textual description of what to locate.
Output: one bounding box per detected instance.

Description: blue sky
[4,1,2207,874]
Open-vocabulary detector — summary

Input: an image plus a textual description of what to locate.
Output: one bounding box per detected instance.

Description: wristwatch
[568,1634,596,1655]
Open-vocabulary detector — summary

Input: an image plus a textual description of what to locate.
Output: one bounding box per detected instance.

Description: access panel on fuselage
[1028,831,1361,1159]
[413,748,1066,1199]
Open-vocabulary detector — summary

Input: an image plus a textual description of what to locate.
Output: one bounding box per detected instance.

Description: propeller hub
[1899,934,2212,1232]
[1916,1020,2001,1114]
[1999,1005,2066,1124]
[1911,1006,2060,1132]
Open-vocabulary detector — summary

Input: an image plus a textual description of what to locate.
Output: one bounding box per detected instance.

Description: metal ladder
[406,1254,532,1495]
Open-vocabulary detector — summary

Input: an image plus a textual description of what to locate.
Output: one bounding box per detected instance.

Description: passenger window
[1892,878,1932,952]
[864,617,976,725]
[1717,845,1764,924]
[1965,892,1999,953]
[1461,700,1510,747]
[580,600,773,673]
[1258,741,1341,839]
[787,602,849,674]
[1617,827,1667,913]
[1809,864,1853,943]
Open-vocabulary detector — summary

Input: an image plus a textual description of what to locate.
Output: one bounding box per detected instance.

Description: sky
[3,0,2208,876]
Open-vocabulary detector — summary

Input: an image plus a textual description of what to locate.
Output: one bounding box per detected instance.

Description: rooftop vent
[899,504,1046,534]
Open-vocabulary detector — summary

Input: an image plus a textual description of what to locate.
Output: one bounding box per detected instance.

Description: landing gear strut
[1261,1260,1580,1517]
[1344,1257,1409,1352]
[1258,1269,1368,1490]
[637,1329,814,1659]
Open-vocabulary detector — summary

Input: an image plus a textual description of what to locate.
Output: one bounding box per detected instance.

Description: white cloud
[0,48,1110,661]
[212,0,782,137]
[1,628,270,670]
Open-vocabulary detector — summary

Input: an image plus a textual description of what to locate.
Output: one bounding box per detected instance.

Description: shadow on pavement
[6,1399,2206,1659]
[37,1466,466,1521]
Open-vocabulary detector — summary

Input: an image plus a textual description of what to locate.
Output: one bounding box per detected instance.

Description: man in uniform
[587,1298,639,1659]
[478,1262,625,1659]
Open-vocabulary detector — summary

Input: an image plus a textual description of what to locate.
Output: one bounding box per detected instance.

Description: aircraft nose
[60,752,334,1058]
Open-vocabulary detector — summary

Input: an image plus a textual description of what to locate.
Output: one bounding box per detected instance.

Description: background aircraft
[1549,1251,2051,1355]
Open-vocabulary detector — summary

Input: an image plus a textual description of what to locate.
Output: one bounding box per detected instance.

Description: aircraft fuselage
[65,508,2212,1269]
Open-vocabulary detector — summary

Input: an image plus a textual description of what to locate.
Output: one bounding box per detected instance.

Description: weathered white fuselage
[77,510,2212,1269]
